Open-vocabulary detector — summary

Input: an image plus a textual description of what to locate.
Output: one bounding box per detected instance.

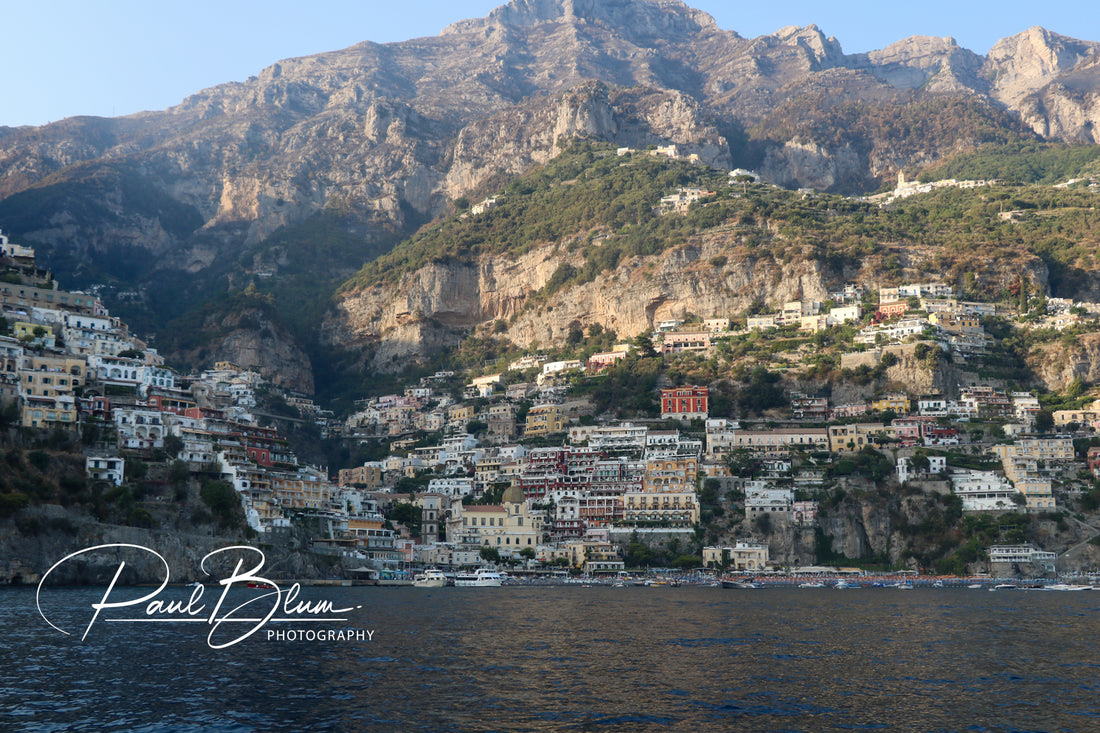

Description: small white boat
[454,568,504,587]
[798,582,826,589]
[412,569,448,588]
[1040,583,1092,592]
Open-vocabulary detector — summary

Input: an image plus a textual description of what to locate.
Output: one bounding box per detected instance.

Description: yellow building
[1013,477,1056,510]
[717,428,829,454]
[22,394,77,428]
[14,321,53,345]
[871,393,911,414]
[447,404,474,430]
[19,354,86,429]
[337,463,383,489]
[703,542,769,571]
[993,438,1073,462]
[624,456,700,525]
[525,404,564,437]
[345,515,388,544]
[268,470,333,511]
[1053,409,1100,428]
[20,354,86,397]
[450,488,543,557]
[929,312,982,332]
[828,423,891,453]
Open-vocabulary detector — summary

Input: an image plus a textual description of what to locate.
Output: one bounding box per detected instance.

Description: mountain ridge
[1,0,1099,385]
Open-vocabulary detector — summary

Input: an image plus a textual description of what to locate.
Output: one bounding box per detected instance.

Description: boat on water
[721,579,760,589]
[412,569,449,588]
[1034,583,1093,592]
[453,568,504,587]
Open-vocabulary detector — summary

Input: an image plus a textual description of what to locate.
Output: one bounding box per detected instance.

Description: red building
[661,386,709,420]
[877,300,910,319]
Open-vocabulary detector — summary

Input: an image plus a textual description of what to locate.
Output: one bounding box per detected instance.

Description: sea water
[2,585,1098,732]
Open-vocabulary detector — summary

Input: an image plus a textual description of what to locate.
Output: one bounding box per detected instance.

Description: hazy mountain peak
[987,25,1100,104]
[443,0,718,37]
[770,23,845,65]
[858,34,985,93]
[874,35,961,57]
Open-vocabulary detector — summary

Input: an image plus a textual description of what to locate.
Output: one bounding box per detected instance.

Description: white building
[896,455,947,484]
[114,407,166,450]
[855,319,935,345]
[745,485,793,515]
[573,423,649,452]
[988,544,1057,568]
[426,476,475,498]
[829,304,863,324]
[86,455,125,485]
[702,542,769,570]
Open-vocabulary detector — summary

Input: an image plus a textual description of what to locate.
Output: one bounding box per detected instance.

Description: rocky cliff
[2,1,1098,280]
[171,305,315,394]
[329,196,1059,371]
[1029,331,1100,391]
[1,0,1099,380]
[1,505,345,586]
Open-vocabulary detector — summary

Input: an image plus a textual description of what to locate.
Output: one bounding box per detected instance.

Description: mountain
[327,142,1100,372]
[1,0,1099,388]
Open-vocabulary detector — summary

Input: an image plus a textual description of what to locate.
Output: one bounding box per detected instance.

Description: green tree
[168,460,190,485]
[624,541,654,568]
[633,333,658,359]
[389,502,422,532]
[1034,410,1055,433]
[672,554,703,569]
[163,434,184,458]
[200,480,240,526]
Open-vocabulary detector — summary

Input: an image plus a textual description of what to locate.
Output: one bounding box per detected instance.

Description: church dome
[502,484,525,505]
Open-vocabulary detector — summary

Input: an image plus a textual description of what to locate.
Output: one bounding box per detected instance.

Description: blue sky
[2,0,1097,127]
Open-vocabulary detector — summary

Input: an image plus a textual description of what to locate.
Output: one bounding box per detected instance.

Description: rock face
[444,82,731,198]
[1,1,1100,376]
[985,27,1100,142]
[2,2,1098,273]
[1029,332,1100,391]
[174,306,315,393]
[0,505,344,586]
[329,216,1052,371]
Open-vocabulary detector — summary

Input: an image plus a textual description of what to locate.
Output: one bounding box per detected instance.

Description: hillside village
[2,224,1100,581]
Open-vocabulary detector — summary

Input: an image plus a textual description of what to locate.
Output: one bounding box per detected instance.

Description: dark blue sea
[2,584,1099,732]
